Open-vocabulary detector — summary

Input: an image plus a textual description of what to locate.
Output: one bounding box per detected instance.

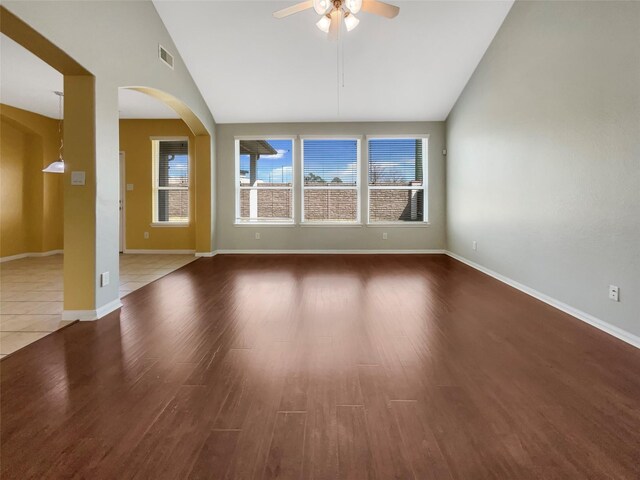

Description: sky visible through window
[168,154,188,180]
[236,138,423,185]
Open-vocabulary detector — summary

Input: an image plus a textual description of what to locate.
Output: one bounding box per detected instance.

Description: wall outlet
[126,183,134,191]
[382,232,388,240]
[472,241,477,251]
[608,285,619,302]
[144,231,149,239]
[100,272,110,287]
[255,232,261,240]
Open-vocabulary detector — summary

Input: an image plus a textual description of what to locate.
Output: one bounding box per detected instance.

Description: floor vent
[159,45,174,69]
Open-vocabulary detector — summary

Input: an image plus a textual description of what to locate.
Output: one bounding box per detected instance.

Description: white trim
[301,137,362,224]
[0,250,63,263]
[366,136,428,224]
[152,138,190,225]
[195,252,217,257]
[365,134,431,140]
[235,137,296,224]
[446,251,640,349]
[234,222,296,227]
[215,249,446,255]
[62,299,122,322]
[234,135,296,141]
[123,249,196,255]
[300,135,364,140]
[300,223,363,228]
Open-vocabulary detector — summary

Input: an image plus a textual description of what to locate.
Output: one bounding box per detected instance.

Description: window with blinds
[368,137,427,223]
[302,138,360,223]
[152,138,189,224]
[236,138,294,223]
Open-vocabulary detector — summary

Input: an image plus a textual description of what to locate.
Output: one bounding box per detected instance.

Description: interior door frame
[119,151,126,253]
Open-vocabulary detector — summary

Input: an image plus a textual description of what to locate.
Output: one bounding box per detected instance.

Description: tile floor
[0,253,196,357]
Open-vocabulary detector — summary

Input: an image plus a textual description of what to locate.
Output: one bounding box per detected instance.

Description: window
[152,138,189,224]
[301,138,360,223]
[236,138,294,223]
[368,137,427,223]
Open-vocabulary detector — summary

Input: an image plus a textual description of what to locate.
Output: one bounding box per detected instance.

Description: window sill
[234,222,296,227]
[366,222,430,227]
[150,222,190,228]
[300,223,363,227]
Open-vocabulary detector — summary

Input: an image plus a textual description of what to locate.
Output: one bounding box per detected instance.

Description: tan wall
[119,119,196,251]
[0,104,63,258]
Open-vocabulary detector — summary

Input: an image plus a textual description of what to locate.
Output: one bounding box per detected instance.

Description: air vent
[158,45,174,70]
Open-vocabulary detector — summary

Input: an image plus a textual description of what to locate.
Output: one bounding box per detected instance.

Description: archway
[119,86,214,257]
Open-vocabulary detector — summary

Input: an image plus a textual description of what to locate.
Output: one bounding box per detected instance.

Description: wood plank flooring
[1,254,639,479]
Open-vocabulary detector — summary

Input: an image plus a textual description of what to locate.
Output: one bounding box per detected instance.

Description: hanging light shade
[344,13,360,31]
[345,0,362,14]
[42,160,65,173]
[43,91,65,174]
[316,15,331,33]
[312,0,331,15]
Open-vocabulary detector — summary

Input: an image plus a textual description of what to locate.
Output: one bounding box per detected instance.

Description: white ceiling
[0,34,179,119]
[153,0,513,123]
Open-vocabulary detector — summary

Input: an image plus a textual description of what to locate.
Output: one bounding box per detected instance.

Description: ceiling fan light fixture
[313,0,331,15]
[345,0,362,14]
[344,13,360,31]
[316,15,331,33]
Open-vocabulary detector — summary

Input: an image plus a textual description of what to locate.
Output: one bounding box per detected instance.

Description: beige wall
[0,104,63,258]
[446,1,640,338]
[216,122,446,251]
[119,119,196,251]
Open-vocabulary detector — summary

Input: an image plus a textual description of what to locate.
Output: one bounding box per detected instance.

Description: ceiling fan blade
[273,0,313,19]
[328,9,342,40]
[362,0,400,19]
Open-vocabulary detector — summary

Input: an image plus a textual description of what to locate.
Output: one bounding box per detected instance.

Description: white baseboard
[446,251,640,349]
[195,251,217,257]
[0,249,63,263]
[62,299,122,322]
[215,249,447,255]
[123,249,196,255]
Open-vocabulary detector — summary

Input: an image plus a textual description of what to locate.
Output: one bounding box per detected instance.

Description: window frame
[366,134,429,226]
[234,135,296,225]
[151,136,190,227]
[300,135,362,225]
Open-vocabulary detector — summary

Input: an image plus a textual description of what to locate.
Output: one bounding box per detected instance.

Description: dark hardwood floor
[1,254,639,479]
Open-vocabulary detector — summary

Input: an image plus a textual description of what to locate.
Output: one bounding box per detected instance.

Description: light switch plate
[71,171,86,186]
[127,184,134,191]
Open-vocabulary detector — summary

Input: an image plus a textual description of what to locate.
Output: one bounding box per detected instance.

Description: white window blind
[368,137,427,223]
[152,139,189,224]
[302,138,360,223]
[236,138,293,223]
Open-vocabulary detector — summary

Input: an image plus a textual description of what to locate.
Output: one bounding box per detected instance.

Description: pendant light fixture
[42,91,65,174]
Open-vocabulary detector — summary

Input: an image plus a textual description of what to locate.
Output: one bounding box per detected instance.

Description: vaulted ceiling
[154,0,513,123]
[0,34,179,119]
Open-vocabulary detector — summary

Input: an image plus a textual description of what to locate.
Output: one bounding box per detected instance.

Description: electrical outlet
[144,231,149,239]
[100,272,110,287]
[382,232,388,240]
[608,285,619,302]
[472,241,477,251]
[255,232,261,240]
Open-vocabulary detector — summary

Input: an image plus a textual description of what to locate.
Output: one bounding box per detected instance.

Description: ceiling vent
[158,45,174,70]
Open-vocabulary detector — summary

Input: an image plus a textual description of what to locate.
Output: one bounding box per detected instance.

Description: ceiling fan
[273,0,399,39]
